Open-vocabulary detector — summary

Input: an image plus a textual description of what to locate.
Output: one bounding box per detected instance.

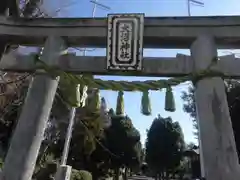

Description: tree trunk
[129,168,132,176]
[123,167,128,180]
[0,40,7,62]
[91,169,99,180]
[8,0,20,17]
[0,0,8,15]
[160,172,163,180]
[114,168,120,180]
[166,171,169,180]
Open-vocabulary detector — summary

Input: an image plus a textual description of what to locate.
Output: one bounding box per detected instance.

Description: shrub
[33,162,57,180]
[71,169,92,180]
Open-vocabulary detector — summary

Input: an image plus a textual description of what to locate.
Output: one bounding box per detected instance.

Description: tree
[0,0,20,17]
[101,114,141,180]
[0,0,42,59]
[21,0,42,17]
[33,108,138,180]
[186,142,198,150]
[226,80,240,163]
[181,86,198,139]
[0,3,142,179]
[0,0,46,151]
[0,0,82,162]
[81,113,142,180]
[145,115,185,180]
[0,1,107,180]
[0,74,29,157]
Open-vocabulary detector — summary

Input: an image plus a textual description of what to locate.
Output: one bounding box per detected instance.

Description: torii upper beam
[0,16,240,48]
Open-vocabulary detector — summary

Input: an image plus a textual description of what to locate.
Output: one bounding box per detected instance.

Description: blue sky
[41,0,240,145]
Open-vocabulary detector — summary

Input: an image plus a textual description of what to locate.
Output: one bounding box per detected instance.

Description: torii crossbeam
[1,15,240,48]
[1,15,240,180]
[1,52,240,78]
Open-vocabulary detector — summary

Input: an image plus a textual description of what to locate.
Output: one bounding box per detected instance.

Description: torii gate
[0,14,240,180]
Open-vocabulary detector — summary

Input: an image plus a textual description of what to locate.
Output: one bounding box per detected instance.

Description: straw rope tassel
[165,86,176,112]
[116,91,124,115]
[141,91,152,116]
[88,89,101,111]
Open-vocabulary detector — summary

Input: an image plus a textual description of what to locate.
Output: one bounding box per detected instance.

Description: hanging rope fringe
[100,97,112,128]
[35,58,223,92]
[35,57,223,114]
[59,77,81,108]
[141,91,151,115]
[79,85,88,107]
[100,97,108,112]
[87,89,100,111]
[116,91,124,115]
[165,86,176,112]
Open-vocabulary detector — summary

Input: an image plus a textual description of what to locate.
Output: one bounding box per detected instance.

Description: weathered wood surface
[1,37,66,180]
[191,35,240,180]
[1,52,240,78]
[1,16,240,48]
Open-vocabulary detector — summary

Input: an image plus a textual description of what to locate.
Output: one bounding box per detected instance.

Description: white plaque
[107,13,144,71]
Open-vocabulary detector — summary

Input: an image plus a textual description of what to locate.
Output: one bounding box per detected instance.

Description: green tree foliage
[0,2,125,180]
[71,169,93,180]
[186,142,198,150]
[226,80,240,162]
[32,161,57,180]
[145,115,185,179]
[0,0,44,146]
[92,114,142,180]
[181,86,198,139]
[41,105,104,170]
[33,109,142,180]
[0,3,143,177]
[0,76,29,157]
[0,82,105,177]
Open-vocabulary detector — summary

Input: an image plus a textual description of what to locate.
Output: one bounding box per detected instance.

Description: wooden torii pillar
[1,15,240,180]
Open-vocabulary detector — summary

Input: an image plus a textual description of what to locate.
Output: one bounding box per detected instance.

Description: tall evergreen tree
[145,115,185,179]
